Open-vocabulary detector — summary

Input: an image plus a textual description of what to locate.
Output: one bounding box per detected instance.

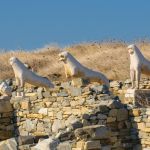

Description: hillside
[0,41,150,81]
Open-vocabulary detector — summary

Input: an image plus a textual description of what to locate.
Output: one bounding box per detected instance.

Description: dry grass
[0,41,150,81]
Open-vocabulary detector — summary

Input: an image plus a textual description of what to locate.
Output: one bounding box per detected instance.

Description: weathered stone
[25,119,37,132]
[61,82,71,89]
[62,100,70,107]
[57,91,68,97]
[37,87,43,99]
[20,100,30,110]
[38,108,48,115]
[56,112,63,120]
[33,137,59,150]
[108,109,117,117]
[57,142,71,150]
[0,130,13,140]
[76,141,85,150]
[0,100,13,113]
[52,120,66,133]
[101,145,111,150]
[129,108,141,116]
[37,122,45,132]
[75,125,111,140]
[92,126,111,140]
[117,108,128,121]
[91,85,109,94]
[110,81,122,88]
[63,107,72,115]
[84,141,101,150]
[0,138,17,150]
[65,115,79,126]
[18,136,34,146]
[107,117,116,123]
[70,87,82,97]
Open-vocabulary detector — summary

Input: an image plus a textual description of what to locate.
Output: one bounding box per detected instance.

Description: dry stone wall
[0,79,150,149]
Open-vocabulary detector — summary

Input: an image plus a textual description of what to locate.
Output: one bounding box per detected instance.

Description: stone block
[38,108,48,115]
[52,119,66,133]
[84,141,101,150]
[129,108,141,116]
[108,109,117,117]
[25,119,37,132]
[57,142,71,150]
[69,87,82,97]
[76,141,85,150]
[57,91,68,97]
[63,107,72,115]
[0,100,13,113]
[117,108,128,121]
[107,117,116,123]
[125,89,135,98]
[75,125,111,140]
[17,136,34,146]
[71,78,84,87]
[43,91,51,98]
[20,100,30,110]
[0,138,17,150]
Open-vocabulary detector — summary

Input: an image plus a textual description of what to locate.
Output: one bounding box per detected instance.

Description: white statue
[59,51,110,87]
[128,44,150,89]
[9,57,54,88]
[0,81,12,96]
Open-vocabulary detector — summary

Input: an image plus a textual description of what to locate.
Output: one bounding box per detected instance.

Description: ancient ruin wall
[0,81,150,149]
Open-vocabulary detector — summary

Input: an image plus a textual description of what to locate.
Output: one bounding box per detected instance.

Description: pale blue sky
[0,0,150,50]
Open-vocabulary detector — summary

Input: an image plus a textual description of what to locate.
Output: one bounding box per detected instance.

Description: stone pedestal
[125,89,150,107]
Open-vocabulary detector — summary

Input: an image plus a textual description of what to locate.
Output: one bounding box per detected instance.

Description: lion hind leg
[135,69,141,89]
[130,69,135,89]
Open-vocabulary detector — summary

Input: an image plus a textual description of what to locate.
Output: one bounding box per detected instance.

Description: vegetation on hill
[0,41,150,81]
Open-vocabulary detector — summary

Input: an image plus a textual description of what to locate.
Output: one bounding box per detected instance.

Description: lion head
[9,57,18,65]
[127,44,135,55]
[59,51,69,61]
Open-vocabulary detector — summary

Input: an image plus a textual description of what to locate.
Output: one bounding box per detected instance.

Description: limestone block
[129,108,141,116]
[107,117,116,123]
[52,119,66,133]
[0,138,17,150]
[108,109,118,117]
[20,100,30,110]
[43,91,51,98]
[125,89,135,98]
[76,141,85,150]
[0,130,13,140]
[97,113,107,120]
[63,107,72,115]
[84,141,101,150]
[101,145,111,150]
[75,125,111,140]
[117,108,128,121]
[17,135,34,146]
[57,142,71,150]
[65,115,79,126]
[0,99,13,113]
[69,87,82,97]
[33,137,59,150]
[71,78,84,87]
[27,114,43,119]
[38,108,48,115]
[25,119,37,132]
[57,91,68,97]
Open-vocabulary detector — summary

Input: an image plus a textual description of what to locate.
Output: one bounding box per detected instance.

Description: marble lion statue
[59,51,110,87]
[128,44,150,89]
[9,57,54,88]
